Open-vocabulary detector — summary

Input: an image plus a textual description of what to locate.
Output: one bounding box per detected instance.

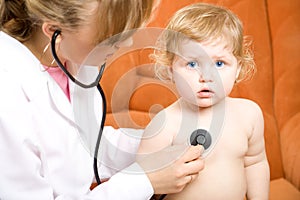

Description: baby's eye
[187,61,198,69]
[215,61,225,68]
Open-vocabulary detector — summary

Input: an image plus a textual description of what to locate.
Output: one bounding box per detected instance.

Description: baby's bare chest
[172,108,250,158]
[168,110,250,199]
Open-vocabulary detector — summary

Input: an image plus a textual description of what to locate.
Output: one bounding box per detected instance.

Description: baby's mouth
[197,88,214,98]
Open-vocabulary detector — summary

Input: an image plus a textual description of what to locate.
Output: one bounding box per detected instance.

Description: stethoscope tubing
[50,30,106,185]
[93,83,107,185]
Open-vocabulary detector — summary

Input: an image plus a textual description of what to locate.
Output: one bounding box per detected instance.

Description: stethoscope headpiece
[190,129,212,149]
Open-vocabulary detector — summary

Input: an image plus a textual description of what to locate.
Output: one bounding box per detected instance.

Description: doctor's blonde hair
[153,3,255,82]
[0,0,157,44]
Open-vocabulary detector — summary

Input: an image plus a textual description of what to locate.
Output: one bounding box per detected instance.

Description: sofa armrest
[270,178,300,200]
[280,113,300,190]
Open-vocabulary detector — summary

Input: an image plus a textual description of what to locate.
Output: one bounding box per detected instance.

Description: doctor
[0,0,204,199]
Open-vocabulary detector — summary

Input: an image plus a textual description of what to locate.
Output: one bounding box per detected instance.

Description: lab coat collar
[46,76,75,123]
[0,31,75,123]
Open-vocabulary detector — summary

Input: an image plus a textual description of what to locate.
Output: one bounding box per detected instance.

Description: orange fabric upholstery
[100,0,300,198]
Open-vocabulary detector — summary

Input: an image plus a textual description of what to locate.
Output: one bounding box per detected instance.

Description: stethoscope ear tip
[54,29,61,35]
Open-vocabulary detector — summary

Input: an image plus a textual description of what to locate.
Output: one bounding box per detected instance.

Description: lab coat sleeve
[88,162,154,200]
[98,127,145,178]
[88,126,154,200]
[0,77,153,200]
[0,113,153,200]
[0,106,153,200]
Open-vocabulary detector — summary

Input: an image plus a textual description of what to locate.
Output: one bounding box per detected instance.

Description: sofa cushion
[270,178,300,200]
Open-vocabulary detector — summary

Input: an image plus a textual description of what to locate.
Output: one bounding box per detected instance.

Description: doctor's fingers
[184,173,199,185]
[180,145,204,163]
[182,156,205,177]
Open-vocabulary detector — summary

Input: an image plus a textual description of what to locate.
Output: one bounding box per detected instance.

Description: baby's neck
[179,98,223,112]
[178,98,227,127]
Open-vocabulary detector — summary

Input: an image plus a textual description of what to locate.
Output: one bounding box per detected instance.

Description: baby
[138,3,270,200]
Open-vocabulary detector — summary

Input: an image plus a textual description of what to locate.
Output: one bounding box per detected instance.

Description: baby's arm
[137,110,174,155]
[244,103,270,200]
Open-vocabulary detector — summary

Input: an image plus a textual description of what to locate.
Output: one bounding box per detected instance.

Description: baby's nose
[197,67,213,83]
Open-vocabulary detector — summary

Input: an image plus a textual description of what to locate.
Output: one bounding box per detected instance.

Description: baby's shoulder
[227,97,263,117]
[147,101,179,125]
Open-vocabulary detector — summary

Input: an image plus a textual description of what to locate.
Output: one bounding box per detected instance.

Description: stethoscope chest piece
[190,129,212,149]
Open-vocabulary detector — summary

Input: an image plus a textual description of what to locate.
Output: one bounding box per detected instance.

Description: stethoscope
[51,30,105,185]
[51,29,213,193]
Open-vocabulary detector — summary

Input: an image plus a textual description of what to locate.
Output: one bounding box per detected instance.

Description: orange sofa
[100,0,300,199]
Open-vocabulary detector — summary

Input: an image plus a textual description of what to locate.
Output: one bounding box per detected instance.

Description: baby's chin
[182,98,213,109]
[195,98,214,107]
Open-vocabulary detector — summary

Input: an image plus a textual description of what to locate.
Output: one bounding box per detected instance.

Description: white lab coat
[0,31,153,200]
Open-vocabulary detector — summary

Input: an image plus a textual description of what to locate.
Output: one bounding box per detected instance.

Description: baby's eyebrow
[181,56,197,61]
[212,55,226,60]
[182,55,211,62]
[178,51,203,59]
[211,53,232,61]
[211,47,233,58]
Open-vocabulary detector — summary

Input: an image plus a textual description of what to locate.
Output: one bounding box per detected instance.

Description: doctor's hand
[137,145,204,195]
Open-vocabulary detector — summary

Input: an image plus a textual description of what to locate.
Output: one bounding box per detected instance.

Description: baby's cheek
[173,73,196,99]
[220,75,236,96]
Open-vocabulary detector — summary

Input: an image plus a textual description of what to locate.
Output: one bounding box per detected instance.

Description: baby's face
[171,38,240,108]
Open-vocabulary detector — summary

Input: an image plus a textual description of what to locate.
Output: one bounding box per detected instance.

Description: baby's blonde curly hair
[152,3,256,83]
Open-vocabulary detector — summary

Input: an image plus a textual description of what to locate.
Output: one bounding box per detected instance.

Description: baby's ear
[42,22,61,42]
